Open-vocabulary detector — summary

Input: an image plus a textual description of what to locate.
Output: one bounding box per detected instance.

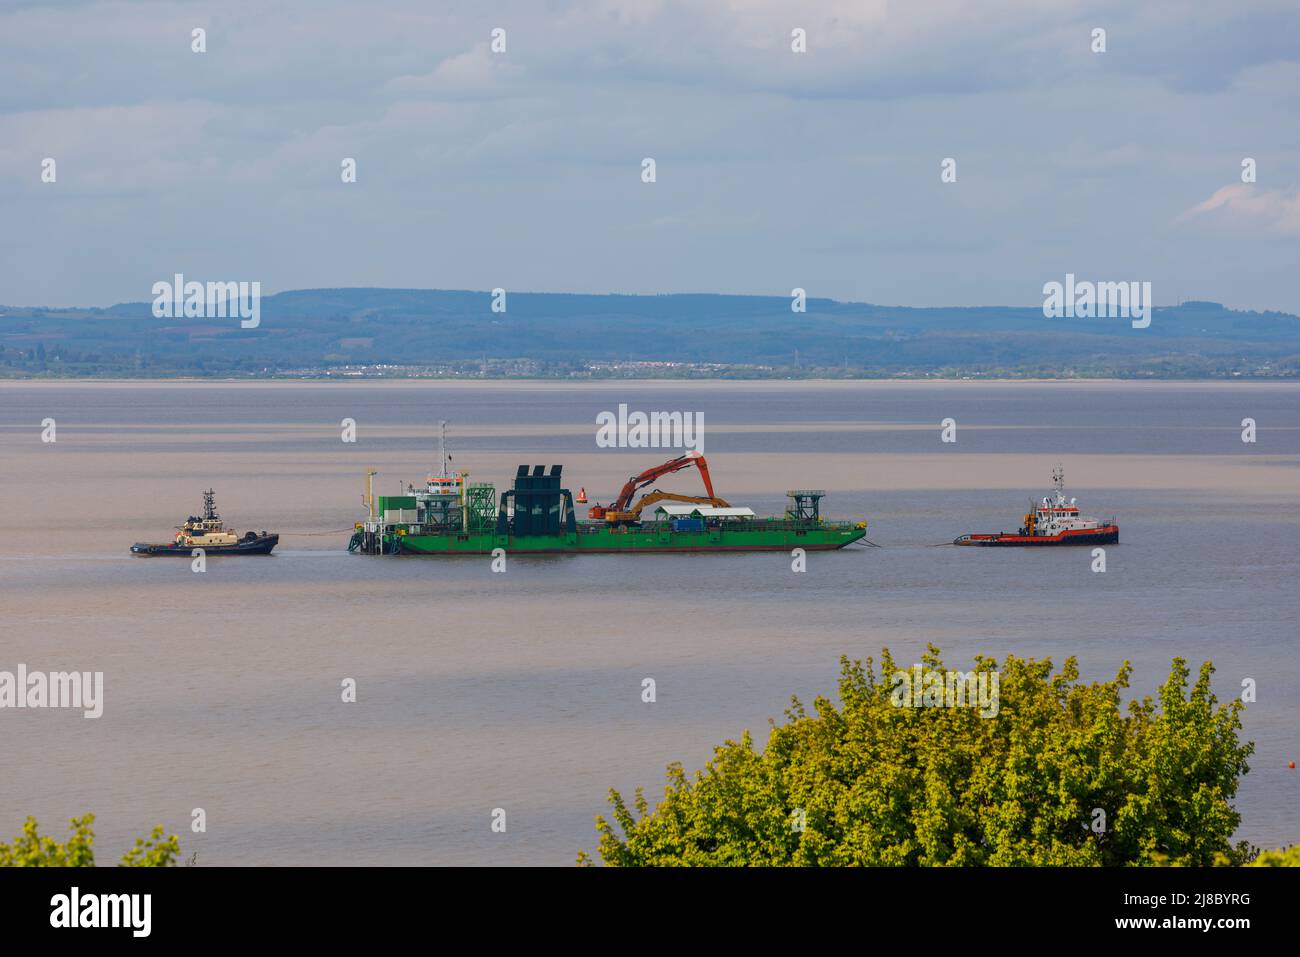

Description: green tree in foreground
[582,648,1259,866]
[0,814,180,867]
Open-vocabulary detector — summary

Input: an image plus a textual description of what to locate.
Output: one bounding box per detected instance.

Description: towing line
[850,539,953,547]
[279,528,359,536]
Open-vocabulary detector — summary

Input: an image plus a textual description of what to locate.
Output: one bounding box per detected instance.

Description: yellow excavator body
[604,490,731,524]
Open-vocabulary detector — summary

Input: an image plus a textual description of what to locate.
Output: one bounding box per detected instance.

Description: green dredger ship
[348,426,865,556]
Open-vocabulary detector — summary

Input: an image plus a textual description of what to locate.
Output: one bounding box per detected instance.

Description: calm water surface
[1,381,1297,864]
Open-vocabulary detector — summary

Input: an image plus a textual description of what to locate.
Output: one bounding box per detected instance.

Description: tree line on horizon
[5,291,1300,379]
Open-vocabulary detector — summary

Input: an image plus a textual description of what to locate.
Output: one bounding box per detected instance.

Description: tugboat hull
[954,526,1118,547]
[131,535,279,556]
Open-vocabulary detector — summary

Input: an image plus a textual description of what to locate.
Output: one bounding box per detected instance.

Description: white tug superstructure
[174,490,241,547]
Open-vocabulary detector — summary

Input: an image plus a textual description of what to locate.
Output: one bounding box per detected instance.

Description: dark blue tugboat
[131,490,278,556]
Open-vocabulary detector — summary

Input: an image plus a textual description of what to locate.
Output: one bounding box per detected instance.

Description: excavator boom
[590,452,721,523]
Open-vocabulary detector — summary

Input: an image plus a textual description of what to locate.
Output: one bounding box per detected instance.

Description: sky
[1,0,1297,312]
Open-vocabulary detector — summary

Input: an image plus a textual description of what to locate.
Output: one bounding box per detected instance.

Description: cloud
[386,43,525,99]
[1181,183,1300,235]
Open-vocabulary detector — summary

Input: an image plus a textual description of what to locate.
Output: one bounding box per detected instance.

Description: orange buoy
[1290,761,1296,769]
[576,487,588,503]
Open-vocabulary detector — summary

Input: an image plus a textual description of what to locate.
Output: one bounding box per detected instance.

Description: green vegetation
[1248,845,1300,866]
[581,647,1263,866]
[0,814,180,867]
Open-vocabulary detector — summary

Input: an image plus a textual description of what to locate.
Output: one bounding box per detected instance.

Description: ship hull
[954,526,1118,547]
[130,535,279,556]
[357,524,865,555]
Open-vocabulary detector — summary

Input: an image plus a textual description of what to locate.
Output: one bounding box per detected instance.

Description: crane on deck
[588,451,729,524]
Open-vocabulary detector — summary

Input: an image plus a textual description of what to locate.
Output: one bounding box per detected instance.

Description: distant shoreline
[4,377,1300,390]
[7,292,1299,380]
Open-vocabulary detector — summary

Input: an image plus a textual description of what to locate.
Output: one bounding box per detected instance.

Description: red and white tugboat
[954,467,1118,547]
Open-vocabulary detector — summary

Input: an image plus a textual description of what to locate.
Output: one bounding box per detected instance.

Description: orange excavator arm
[612,452,715,510]
[591,452,719,521]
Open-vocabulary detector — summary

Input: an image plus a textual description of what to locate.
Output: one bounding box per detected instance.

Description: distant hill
[3,288,1299,378]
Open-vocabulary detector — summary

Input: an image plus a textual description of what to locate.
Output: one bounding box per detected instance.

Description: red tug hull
[955,525,1118,546]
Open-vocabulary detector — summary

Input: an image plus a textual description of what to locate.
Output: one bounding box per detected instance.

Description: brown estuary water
[1,380,1297,865]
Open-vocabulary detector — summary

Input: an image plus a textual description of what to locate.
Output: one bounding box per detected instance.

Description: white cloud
[1182,184,1300,235]
[386,43,525,99]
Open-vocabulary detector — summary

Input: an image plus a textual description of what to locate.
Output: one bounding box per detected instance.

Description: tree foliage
[120,825,182,867]
[582,647,1256,866]
[1248,845,1300,867]
[0,814,180,867]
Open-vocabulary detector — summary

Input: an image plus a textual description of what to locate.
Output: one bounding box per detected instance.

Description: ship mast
[438,419,449,479]
[1052,465,1064,495]
[203,489,219,522]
